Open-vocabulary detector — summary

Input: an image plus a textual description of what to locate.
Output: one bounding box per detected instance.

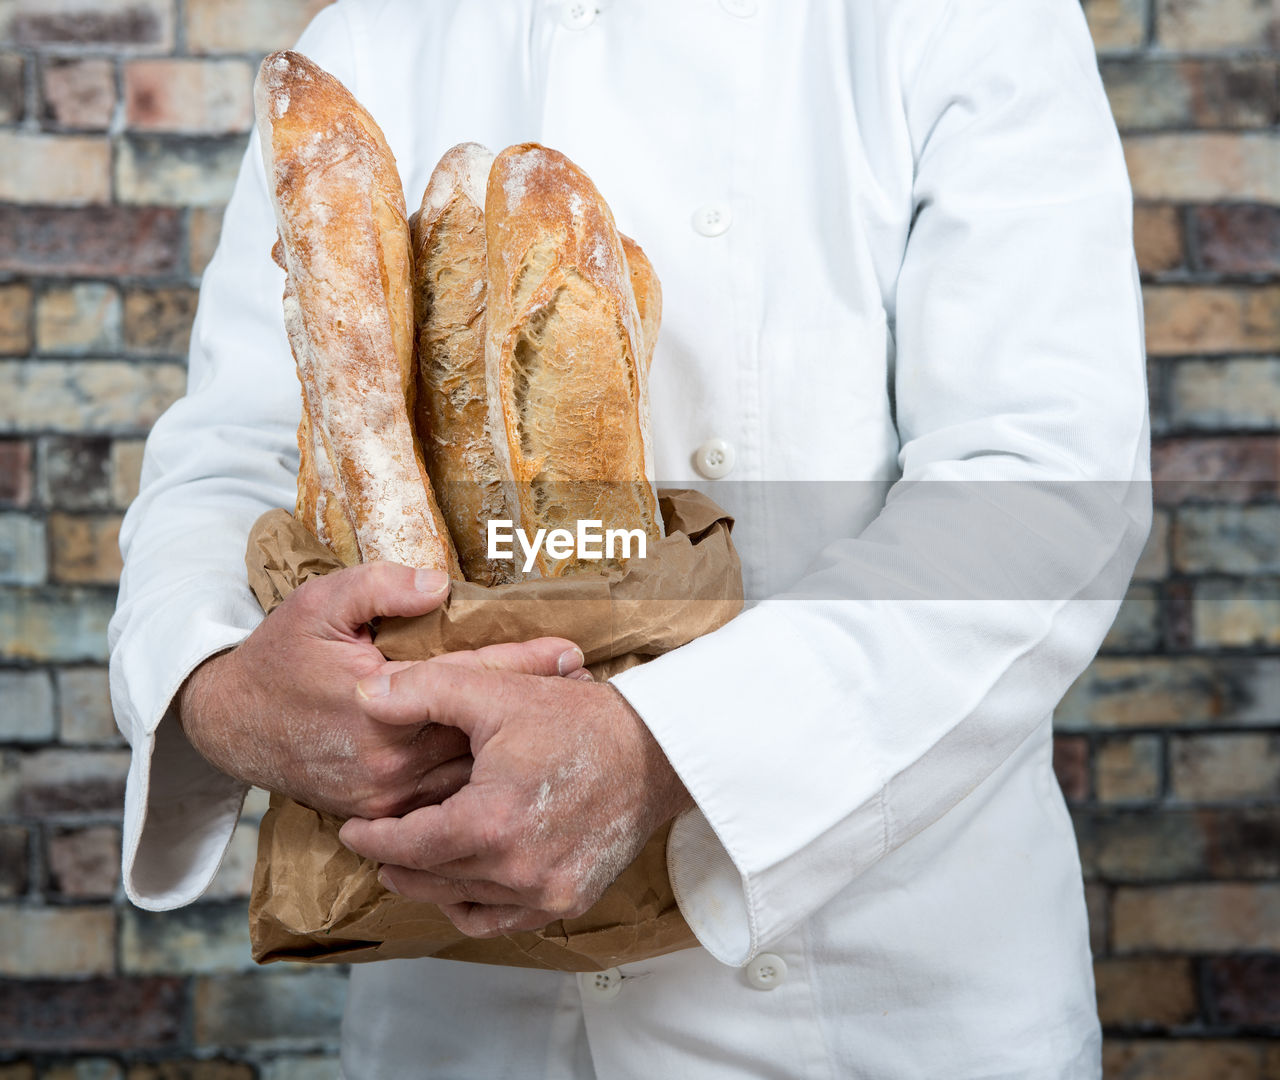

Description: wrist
[176,647,241,771]
[608,684,695,828]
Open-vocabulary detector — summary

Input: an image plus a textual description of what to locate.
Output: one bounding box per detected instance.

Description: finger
[442,901,555,938]
[431,638,585,678]
[378,866,523,907]
[338,798,480,869]
[301,561,451,634]
[407,754,473,808]
[356,656,561,736]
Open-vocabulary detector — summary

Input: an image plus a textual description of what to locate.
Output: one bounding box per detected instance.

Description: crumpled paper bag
[244,489,743,971]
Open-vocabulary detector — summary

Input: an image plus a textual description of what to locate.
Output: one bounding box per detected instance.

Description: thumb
[304,561,451,633]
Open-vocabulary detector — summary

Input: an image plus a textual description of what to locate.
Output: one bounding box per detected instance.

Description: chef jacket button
[691,203,732,238]
[744,952,788,991]
[559,0,597,30]
[580,967,624,1001]
[720,0,759,16]
[694,437,735,480]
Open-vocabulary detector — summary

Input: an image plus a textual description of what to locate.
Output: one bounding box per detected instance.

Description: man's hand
[177,561,589,820]
[337,664,694,936]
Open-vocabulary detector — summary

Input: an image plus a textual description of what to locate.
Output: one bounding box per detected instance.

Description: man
[110,0,1150,1075]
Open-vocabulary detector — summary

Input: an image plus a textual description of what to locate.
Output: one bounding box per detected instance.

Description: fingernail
[571,668,594,682]
[357,673,391,699]
[557,646,585,676]
[378,869,400,895]
[414,568,450,595]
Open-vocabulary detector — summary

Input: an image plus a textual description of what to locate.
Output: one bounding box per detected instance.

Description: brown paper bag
[245,489,743,971]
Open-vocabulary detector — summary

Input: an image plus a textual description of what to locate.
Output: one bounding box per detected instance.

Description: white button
[559,0,597,29]
[744,952,788,991]
[720,0,758,15]
[694,438,735,480]
[691,203,732,238]
[580,967,623,1001]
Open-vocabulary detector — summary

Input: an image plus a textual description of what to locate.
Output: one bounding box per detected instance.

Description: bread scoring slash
[484,144,663,579]
[254,49,459,576]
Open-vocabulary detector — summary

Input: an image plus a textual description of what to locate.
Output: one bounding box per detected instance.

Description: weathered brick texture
[0,0,1274,1075]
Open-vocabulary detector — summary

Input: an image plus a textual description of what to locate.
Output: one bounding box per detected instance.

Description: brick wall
[1065,1,1280,1075]
[0,1,342,1076]
[0,0,1276,1075]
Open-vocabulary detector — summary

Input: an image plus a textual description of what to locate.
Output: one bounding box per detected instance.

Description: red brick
[1,0,175,50]
[0,977,186,1051]
[1155,0,1280,51]
[1096,735,1162,804]
[1085,882,1109,954]
[0,826,28,899]
[38,436,113,511]
[0,283,32,356]
[0,441,32,507]
[115,134,245,207]
[1204,955,1280,1027]
[1132,205,1184,276]
[111,439,145,508]
[1168,358,1280,432]
[0,206,183,277]
[1124,134,1280,203]
[1104,1039,1279,1080]
[40,58,116,130]
[1102,59,1278,130]
[123,286,198,356]
[184,0,333,54]
[10,748,129,815]
[1061,656,1280,731]
[1151,437,1279,505]
[1094,956,1197,1027]
[1,361,187,434]
[1191,205,1280,275]
[189,207,224,276]
[125,58,253,134]
[1192,579,1280,649]
[1171,733,1280,801]
[0,132,111,206]
[48,512,123,585]
[126,1064,254,1080]
[46,825,120,899]
[1053,735,1090,804]
[0,586,117,664]
[1083,0,1148,53]
[0,906,114,976]
[0,54,21,125]
[1113,883,1280,951]
[1143,285,1280,356]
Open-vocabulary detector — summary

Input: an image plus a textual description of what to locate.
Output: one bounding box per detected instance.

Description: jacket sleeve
[609,0,1151,966]
[107,4,358,911]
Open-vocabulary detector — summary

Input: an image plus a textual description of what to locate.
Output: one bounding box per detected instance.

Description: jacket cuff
[610,604,888,966]
[111,584,258,909]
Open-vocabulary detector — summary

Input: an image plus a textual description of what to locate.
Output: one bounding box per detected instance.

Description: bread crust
[410,142,518,586]
[255,50,458,575]
[484,143,662,579]
[620,234,661,376]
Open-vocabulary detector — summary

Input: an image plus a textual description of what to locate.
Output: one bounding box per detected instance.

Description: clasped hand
[178,560,691,937]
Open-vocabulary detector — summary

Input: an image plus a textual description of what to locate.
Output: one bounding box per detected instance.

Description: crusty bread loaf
[484,143,662,579]
[621,235,660,377]
[255,51,458,576]
[410,143,518,586]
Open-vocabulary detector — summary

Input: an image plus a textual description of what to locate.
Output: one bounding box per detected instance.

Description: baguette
[410,143,518,586]
[621,235,660,377]
[255,51,458,575]
[484,143,662,579]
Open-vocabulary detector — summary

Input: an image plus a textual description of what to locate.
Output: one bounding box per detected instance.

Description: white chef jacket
[109,1,1151,1077]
